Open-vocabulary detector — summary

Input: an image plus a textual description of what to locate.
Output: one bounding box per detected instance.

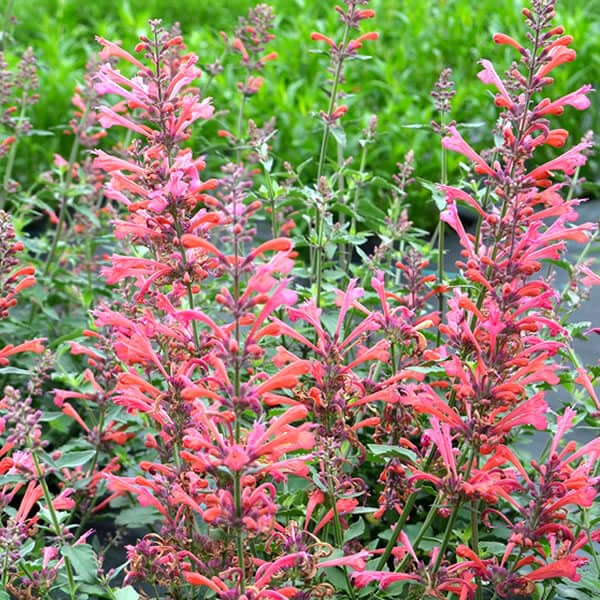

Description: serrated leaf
[343,517,365,544]
[62,544,98,582]
[115,505,162,528]
[115,587,139,600]
[55,450,97,469]
[330,125,346,147]
[367,444,417,462]
[0,474,26,485]
[0,366,32,375]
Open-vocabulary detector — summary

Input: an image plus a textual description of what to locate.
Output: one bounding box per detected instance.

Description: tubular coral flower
[535,85,593,115]
[574,367,600,410]
[351,570,422,589]
[478,59,514,108]
[347,31,379,51]
[317,550,369,570]
[14,481,44,523]
[96,36,145,69]
[528,140,591,179]
[97,106,153,136]
[246,75,264,94]
[313,498,358,534]
[0,338,46,365]
[311,32,336,47]
[93,150,146,175]
[442,125,495,176]
[493,32,524,52]
[536,45,576,78]
[232,37,249,60]
[525,557,586,582]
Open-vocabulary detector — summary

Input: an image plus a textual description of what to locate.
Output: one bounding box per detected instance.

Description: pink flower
[478,59,514,108]
[352,570,422,589]
[442,125,495,176]
[535,85,593,115]
[525,557,586,582]
[529,140,591,179]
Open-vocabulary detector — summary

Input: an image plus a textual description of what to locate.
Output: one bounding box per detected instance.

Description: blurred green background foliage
[6,0,600,227]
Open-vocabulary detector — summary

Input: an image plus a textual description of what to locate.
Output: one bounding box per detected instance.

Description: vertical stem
[432,499,462,572]
[471,499,482,600]
[313,21,351,306]
[1,550,9,588]
[350,141,369,236]
[432,450,475,574]
[43,135,81,276]
[0,94,28,210]
[436,113,448,346]
[171,217,201,350]
[0,0,15,50]
[236,94,247,163]
[263,167,278,240]
[31,450,78,600]
[337,142,347,272]
[231,194,246,592]
[326,471,357,600]
[375,491,418,571]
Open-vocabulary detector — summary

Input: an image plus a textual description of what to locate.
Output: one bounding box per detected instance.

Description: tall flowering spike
[311,0,378,128]
[0,47,39,203]
[222,4,277,99]
[90,20,327,597]
[409,0,600,596]
[0,211,36,319]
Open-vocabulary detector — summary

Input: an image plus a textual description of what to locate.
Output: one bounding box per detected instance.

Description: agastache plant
[2,0,598,598]
[89,22,367,598]
[0,214,80,598]
[310,0,378,306]
[356,2,598,599]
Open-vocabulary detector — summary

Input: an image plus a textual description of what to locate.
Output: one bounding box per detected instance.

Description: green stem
[1,549,9,588]
[376,436,447,572]
[566,165,581,203]
[436,114,448,346]
[231,209,246,592]
[337,142,347,273]
[43,134,82,276]
[375,492,418,571]
[431,450,476,575]
[0,0,15,51]
[0,93,28,210]
[315,199,326,308]
[471,499,482,600]
[236,94,247,163]
[327,471,357,600]
[395,500,440,573]
[31,450,78,600]
[350,139,369,236]
[172,220,201,350]
[313,21,351,306]
[263,166,278,239]
[432,499,462,573]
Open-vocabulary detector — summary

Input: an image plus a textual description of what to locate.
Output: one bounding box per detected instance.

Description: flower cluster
[0,1,598,599]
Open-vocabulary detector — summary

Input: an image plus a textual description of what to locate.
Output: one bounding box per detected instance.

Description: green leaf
[55,450,97,469]
[0,474,26,485]
[115,587,139,600]
[61,544,98,582]
[330,124,346,147]
[419,178,446,211]
[115,505,162,528]
[343,517,365,544]
[367,444,417,463]
[0,366,33,375]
